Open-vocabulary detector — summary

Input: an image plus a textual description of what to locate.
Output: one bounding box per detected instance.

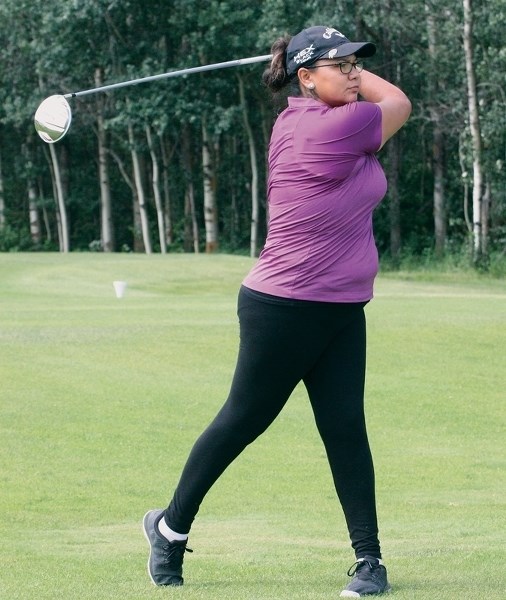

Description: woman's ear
[298,68,314,90]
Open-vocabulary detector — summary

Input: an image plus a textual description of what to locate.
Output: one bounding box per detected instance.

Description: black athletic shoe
[142,509,192,586]
[340,556,391,597]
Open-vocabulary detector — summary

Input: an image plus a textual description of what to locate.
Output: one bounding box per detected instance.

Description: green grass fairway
[1,253,505,599]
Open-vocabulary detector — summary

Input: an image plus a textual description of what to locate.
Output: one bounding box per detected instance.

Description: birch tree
[463,0,484,261]
[238,75,259,258]
[0,147,5,231]
[27,183,42,246]
[146,124,167,254]
[426,3,447,257]
[202,118,219,253]
[48,144,69,252]
[128,118,152,254]
[95,68,114,252]
[159,134,174,247]
[23,141,42,245]
[182,125,199,253]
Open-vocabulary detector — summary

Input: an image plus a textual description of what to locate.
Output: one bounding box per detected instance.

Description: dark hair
[262,35,302,108]
[262,36,291,92]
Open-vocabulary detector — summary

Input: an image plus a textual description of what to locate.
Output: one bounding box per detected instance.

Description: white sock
[158,516,188,542]
[358,557,384,565]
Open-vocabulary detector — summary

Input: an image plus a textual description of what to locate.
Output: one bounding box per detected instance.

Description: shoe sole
[142,509,161,586]
[340,584,391,597]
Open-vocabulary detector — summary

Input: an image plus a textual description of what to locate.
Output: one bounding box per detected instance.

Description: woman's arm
[359,70,412,149]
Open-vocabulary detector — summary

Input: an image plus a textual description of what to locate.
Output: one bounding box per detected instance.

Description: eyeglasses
[309,61,364,75]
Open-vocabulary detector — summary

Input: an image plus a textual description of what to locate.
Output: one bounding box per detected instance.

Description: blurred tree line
[0,0,504,269]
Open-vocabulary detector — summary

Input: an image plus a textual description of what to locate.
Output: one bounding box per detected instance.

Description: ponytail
[262,36,292,92]
[262,35,301,110]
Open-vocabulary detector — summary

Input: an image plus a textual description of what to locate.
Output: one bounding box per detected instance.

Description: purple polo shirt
[242,97,386,302]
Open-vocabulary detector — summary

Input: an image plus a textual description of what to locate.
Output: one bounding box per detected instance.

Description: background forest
[0,0,505,271]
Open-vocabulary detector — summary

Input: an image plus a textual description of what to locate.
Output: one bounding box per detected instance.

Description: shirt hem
[241,279,374,304]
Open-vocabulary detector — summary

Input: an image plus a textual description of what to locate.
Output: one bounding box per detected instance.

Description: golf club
[34,53,273,144]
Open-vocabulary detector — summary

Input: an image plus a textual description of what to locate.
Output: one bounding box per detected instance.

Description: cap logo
[323,27,346,40]
[294,44,315,64]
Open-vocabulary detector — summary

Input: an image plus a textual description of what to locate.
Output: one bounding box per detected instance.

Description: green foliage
[0,224,26,251]
[0,0,504,258]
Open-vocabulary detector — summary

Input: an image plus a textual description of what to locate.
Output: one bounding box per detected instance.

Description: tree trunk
[44,148,60,243]
[146,124,166,254]
[159,134,173,247]
[0,147,5,231]
[22,141,42,246]
[238,75,259,258]
[463,0,484,261]
[128,119,152,254]
[426,5,446,257]
[49,144,70,252]
[184,183,199,253]
[28,182,42,245]
[229,136,240,248]
[95,68,114,252]
[182,126,199,253]
[432,127,446,257]
[482,179,491,256]
[38,177,52,243]
[202,118,219,253]
[132,191,144,253]
[387,138,401,263]
[458,136,473,239]
[106,146,140,253]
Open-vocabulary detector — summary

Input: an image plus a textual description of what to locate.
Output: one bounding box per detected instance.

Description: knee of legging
[316,413,368,443]
[209,412,268,448]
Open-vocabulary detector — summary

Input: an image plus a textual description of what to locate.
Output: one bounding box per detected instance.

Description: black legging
[165,285,380,558]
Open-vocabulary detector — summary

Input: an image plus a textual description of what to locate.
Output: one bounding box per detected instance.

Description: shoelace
[347,558,377,578]
[162,543,193,567]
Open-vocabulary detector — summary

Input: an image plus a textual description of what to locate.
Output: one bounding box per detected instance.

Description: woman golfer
[143,25,411,598]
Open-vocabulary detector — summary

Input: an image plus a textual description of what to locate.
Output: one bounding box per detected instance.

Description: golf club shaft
[63,54,273,99]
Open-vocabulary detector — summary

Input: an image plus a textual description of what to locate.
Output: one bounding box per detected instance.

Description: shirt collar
[287,96,322,108]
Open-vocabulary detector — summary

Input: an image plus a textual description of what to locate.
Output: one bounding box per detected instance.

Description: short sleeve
[293,102,382,181]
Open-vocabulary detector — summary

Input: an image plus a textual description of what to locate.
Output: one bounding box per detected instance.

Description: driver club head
[34,95,72,143]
